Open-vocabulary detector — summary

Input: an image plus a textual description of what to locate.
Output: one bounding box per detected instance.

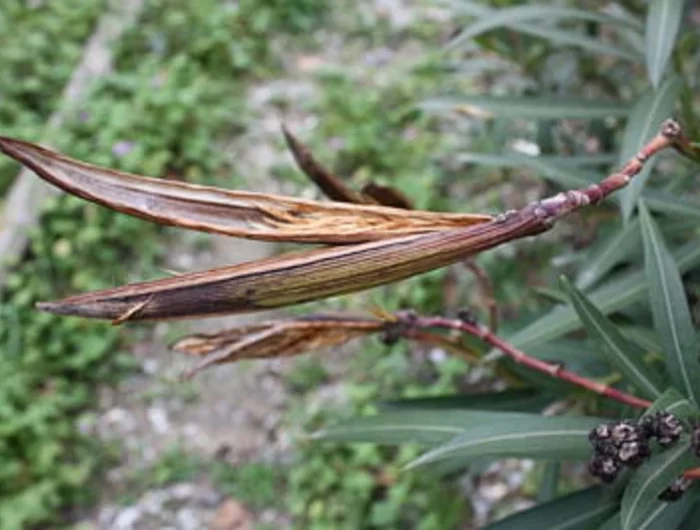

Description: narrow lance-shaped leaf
[620,442,696,530]
[643,388,698,424]
[405,415,604,469]
[639,202,700,407]
[636,485,700,530]
[644,0,685,87]
[172,314,385,377]
[381,389,551,413]
[421,96,630,120]
[314,409,536,447]
[486,486,618,530]
[0,136,491,245]
[505,239,700,355]
[619,75,682,221]
[449,4,642,61]
[561,276,663,400]
[575,220,641,291]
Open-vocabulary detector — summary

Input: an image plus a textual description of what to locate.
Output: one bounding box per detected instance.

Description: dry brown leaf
[0,136,491,244]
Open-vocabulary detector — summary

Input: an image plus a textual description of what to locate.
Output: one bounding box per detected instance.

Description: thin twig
[535,119,681,221]
[405,314,652,409]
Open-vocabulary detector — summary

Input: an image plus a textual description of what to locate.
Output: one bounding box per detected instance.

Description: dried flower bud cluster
[642,412,684,447]
[658,476,691,502]
[588,412,684,484]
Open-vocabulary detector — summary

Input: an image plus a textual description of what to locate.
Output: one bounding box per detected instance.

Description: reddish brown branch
[535,119,681,220]
[405,314,652,409]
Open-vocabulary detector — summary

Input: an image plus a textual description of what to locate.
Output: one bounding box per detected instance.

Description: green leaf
[600,512,622,530]
[406,415,603,469]
[448,5,642,61]
[381,389,551,413]
[507,24,641,61]
[561,276,663,399]
[620,326,662,354]
[314,410,532,447]
[486,486,618,530]
[644,0,685,87]
[640,202,700,406]
[452,152,617,168]
[679,494,700,529]
[643,388,698,423]
[620,442,696,530]
[537,461,561,503]
[421,96,630,120]
[504,239,700,356]
[619,75,682,221]
[607,489,700,530]
[638,486,700,530]
[575,220,641,291]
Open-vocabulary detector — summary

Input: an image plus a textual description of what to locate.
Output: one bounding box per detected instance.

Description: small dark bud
[642,412,683,447]
[658,476,690,502]
[457,308,478,326]
[588,455,620,483]
[380,328,401,346]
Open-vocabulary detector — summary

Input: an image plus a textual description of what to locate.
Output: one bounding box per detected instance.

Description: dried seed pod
[658,476,691,502]
[642,411,683,447]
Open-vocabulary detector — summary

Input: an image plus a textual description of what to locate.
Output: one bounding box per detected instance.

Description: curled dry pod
[173,314,386,377]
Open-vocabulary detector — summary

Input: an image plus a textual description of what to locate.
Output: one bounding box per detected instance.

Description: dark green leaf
[644,0,685,87]
[381,389,550,413]
[640,202,700,406]
[621,442,696,530]
[639,485,700,530]
[643,388,698,423]
[537,461,560,503]
[486,486,618,530]
[505,240,700,356]
[619,75,682,221]
[449,5,642,61]
[406,416,603,468]
[600,512,622,530]
[561,276,663,399]
[575,220,641,291]
[314,410,532,447]
[422,96,629,120]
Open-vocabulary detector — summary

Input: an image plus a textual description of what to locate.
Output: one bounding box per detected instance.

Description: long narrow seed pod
[36,210,547,321]
[0,136,491,245]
